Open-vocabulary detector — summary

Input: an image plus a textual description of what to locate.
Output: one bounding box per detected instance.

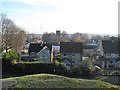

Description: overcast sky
[1,0,119,34]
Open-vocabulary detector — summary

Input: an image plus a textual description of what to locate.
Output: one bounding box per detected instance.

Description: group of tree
[91,34,120,41]
[42,31,89,44]
[25,33,42,43]
[0,14,26,53]
[42,31,120,45]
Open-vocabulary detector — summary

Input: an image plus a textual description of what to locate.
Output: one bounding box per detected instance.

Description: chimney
[56,30,60,36]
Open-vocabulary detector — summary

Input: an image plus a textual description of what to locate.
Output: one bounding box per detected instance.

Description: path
[1,80,16,90]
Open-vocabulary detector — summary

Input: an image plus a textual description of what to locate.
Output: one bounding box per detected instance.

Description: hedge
[2,57,96,79]
[3,61,68,76]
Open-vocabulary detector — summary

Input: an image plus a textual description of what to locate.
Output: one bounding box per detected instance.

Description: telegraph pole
[40,24,42,34]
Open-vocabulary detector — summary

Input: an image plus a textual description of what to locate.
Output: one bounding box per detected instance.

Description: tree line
[41,31,119,45]
[42,31,89,44]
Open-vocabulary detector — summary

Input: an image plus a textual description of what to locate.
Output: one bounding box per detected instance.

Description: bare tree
[0,32,2,52]
[12,28,26,52]
[42,32,52,43]
[1,14,16,52]
[1,14,26,52]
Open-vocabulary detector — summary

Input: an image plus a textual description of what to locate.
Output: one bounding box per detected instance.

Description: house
[97,40,120,69]
[83,43,100,64]
[24,43,30,49]
[52,45,60,55]
[60,42,83,68]
[37,46,51,62]
[83,43,99,57]
[28,43,53,62]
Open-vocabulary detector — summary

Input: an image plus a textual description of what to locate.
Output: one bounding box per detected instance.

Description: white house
[37,46,51,62]
[28,43,53,62]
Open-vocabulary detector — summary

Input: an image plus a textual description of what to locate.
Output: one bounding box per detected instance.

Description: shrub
[79,58,93,78]
[53,60,60,65]
[111,71,120,75]
[2,50,19,60]
[71,66,81,78]
[70,58,93,78]
[2,50,19,74]
[55,54,61,62]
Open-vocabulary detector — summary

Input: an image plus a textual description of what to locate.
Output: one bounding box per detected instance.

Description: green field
[4,74,120,89]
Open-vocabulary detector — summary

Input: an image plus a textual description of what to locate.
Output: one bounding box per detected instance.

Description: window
[64,54,66,56]
[42,55,45,58]
[106,54,110,58]
[110,61,113,63]
[66,64,70,66]
[40,55,47,59]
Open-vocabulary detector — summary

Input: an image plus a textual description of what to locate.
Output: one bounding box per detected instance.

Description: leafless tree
[11,28,26,52]
[1,14,26,52]
[71,33,88,42]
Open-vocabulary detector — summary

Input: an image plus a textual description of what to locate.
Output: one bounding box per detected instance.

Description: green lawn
[4,74,120,89]
[94,75,120,85]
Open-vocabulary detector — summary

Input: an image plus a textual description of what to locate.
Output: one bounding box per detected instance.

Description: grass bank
[3,74,120,89]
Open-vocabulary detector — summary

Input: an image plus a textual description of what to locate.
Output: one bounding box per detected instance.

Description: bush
[70,58,93,78]
[79,58,93,78]
[2,50,19,60]
[70,66,81,78]
[55,54,61,62]
[111,71,120,75]
[2,50,19,74]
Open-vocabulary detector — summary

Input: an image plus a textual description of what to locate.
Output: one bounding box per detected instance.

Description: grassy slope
[94,75,120,85]
[4,74,120,89]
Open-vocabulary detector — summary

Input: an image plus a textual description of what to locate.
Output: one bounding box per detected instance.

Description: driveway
[1,80,16,90]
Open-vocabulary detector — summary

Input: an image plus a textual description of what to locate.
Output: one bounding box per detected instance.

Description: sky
[1,0,120,35]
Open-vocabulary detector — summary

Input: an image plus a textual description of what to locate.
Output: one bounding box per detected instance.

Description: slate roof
[28,43,52,53]
[102,40,120,54]
[60,42,83,53]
